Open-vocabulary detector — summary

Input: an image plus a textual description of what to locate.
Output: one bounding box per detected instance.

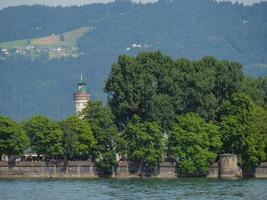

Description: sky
[0,0,266,10]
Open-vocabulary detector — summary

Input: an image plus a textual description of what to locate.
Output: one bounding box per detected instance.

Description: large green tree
[123,115,164,170]
[167,113,221,176]
[105,52,243,131]
[105,52,173,129]
[82,101,119,175]
[218,93,266,171]
[23,115,63,158]
[0,116,28,159]
[59,115,96,160]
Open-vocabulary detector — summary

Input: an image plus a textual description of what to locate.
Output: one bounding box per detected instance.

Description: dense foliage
[23,115,63,158]
[0,116,28,159]
[241,77,267,108]
[82,101,120,175]
[105,52,243,129]
[218,93,266,171]
[59,115,96,160]
[123,115,164,169]
[168,113,221,176]
[0,52,266,176]
[105,52,267,173]
[0,0,267,120]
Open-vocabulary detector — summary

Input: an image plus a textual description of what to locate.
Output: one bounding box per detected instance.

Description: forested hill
[0,0,267,120]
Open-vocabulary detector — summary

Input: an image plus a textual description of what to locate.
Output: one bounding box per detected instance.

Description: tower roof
[76,74,88,94]
[77,85,87,93]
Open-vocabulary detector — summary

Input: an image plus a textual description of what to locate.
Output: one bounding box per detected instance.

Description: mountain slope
[0,0,267,120]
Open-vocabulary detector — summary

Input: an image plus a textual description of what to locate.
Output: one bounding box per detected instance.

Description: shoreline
[0,176,267,180]
[1,160,267,179]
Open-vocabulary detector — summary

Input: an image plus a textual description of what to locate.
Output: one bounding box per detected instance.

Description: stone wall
[255,162,267,178]
[0,161,179,178]
[207,162,219,178]
[0,160,266,178]
[0,161,97,178]
[115,161,177,178]
[158,162,177,178]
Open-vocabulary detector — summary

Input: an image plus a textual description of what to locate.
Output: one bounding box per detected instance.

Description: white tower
[74,75,90,114]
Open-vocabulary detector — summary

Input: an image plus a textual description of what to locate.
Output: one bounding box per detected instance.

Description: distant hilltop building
[74,75,90,114]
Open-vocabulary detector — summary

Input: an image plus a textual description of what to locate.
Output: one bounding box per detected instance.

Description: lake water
[0,178,267,200]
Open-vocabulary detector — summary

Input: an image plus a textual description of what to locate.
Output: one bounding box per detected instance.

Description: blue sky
[0,0,265,9]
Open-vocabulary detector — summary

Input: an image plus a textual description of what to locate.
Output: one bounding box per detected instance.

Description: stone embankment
[0,161,177,178]
[255,163,267,178]
[0,154,266,178]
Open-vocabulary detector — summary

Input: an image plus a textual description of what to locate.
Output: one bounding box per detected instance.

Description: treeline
[1,52,267,176]
[0,102,118,175]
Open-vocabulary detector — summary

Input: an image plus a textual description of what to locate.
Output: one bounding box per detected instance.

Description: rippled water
[0,178,267,200]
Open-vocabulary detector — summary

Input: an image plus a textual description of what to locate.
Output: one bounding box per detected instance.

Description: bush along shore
[1,52,267,178]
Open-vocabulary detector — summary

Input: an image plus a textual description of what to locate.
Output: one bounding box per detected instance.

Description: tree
[167,113,221,176]
[213,59,243,104]
[145,94,175,132]
[218,93,266,171]
[0,116,28,159]
[105,52,175,130]
[82,101,119,175]
[250,106,267,160]
[123,115,164,171]
[59,115,96,160]
[105,52,244,132]
[23,115,63,158]
[241,77,267,108]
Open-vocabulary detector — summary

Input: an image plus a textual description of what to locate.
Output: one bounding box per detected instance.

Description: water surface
[0,178,266,200]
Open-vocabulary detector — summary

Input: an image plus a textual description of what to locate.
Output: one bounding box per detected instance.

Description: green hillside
[0,0,266,120]
[0,39,29,49]
[0,27,92,49]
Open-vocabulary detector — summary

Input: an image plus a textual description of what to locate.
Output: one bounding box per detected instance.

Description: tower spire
[81,74,83,82]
